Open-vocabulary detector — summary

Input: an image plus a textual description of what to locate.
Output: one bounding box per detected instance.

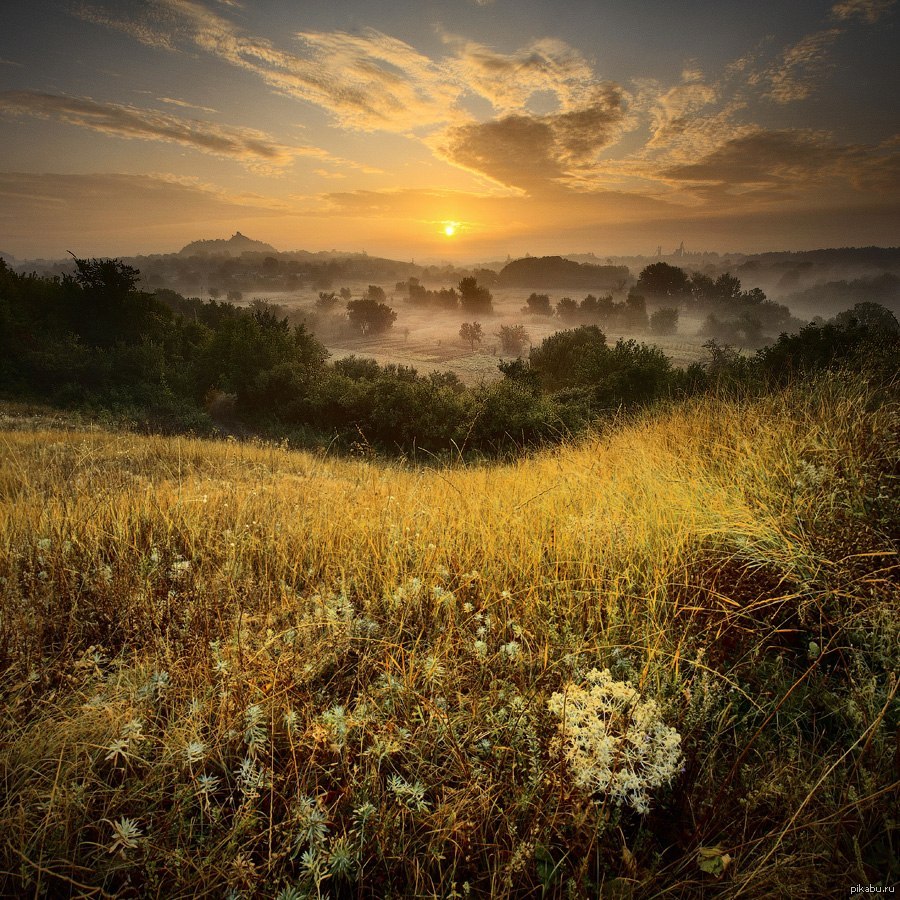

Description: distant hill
[497,255,630,290]
[179,232,278,257]
[0,250,17,265]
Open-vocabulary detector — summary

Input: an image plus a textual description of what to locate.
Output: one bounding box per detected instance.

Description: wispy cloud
[752,28,842,103]
[830,0,895,22]
[66,0,897,211]
[157,96,218,114]
[443,35,600,114]
[125,0,462,132]
[76,3,180,52]
[0,91,330,172]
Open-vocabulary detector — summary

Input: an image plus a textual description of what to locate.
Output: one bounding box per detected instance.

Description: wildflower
[328,835,357,879]
[473,640,488,659]
[300,846,327,884]
[275,887,306,900]
[293,795,329,849]
[352,801,376,830]
[107,817,142,855]
[121,719,144,740]
[183,740,206,766]
[548,668,682,814]
[105,738,131,766]
[234,755,268,798]
[388,774,430,812]
[321,705,349,748]
[196,773,220,796]
[169,559,191,580]
[500,641,521,660]
[243,704,267,753]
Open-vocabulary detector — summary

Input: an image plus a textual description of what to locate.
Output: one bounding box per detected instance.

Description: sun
[443,222,458,237]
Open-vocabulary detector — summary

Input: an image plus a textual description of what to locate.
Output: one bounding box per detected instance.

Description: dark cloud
[438,86,631,191]
[439,115,561,191]
[664,130,846,185]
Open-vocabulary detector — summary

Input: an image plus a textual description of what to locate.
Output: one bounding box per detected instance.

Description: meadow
[0,371,897,897]
[249,283,713,384]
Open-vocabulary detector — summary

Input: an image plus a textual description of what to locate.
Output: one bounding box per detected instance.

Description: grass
[0,372,897,897]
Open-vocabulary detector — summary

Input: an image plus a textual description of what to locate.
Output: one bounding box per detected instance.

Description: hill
[1,374,897,896]
[497,254,630,290]
[178,231,278,257]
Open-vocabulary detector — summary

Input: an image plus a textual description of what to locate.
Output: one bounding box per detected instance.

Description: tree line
[1,257,896,458]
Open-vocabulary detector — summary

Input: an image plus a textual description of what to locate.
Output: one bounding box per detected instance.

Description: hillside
[497,255,630,290]
[179,231,278,257]
[1,374,897,896]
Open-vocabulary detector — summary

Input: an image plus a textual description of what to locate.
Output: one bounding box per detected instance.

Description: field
[0,373,897,897]
[246,284,713,383]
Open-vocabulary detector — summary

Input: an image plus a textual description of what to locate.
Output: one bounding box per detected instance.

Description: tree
[522,292,553,316]
[459,321,483,351]
[227,289,243,303]
[347,296,397,335]
[496,324,530,356]
[649,307,679,335]
[316,291,340,311]
[556,297,579,321]
[689,272,716,304]
[713,273,742,302]
[366,284,387,303]
[636,262,690,298]
[623,292,649,330]
[458,277,493,314]
[528,325,607,390]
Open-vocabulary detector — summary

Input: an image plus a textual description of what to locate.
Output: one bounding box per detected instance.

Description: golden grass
[0,374,897,897]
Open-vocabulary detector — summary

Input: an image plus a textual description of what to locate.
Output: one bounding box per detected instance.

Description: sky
[0,0,898,261]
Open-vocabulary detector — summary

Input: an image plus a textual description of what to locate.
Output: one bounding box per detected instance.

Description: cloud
[79,3,627,140]
[0,91,330,172]
[831,0,895,22]
[76,3,180,52]
[444,35,599,114]
[646,80,720,149]
[661,129,900,208]
[157,96,218,114]
[121,0,461,133]
[438,116,560,191]
[436,85,632,191]
[745,1,893,104]
[752,28,842,103]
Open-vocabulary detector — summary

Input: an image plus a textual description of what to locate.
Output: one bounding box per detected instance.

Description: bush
[496,324,530,357]
[649,307,679,335]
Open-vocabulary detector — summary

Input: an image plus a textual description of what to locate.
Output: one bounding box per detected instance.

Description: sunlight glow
[443,222,457,237]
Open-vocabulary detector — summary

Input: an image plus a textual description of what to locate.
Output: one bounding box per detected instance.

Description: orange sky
[1,0,898,260]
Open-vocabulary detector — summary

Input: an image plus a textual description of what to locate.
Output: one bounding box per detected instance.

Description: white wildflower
[548,668,682,814]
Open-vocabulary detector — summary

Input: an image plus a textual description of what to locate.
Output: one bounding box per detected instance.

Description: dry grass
[0,373,897,897]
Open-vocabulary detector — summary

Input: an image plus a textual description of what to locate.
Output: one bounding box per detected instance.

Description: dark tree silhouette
[636,262,690,298]
[347,296,397,335]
